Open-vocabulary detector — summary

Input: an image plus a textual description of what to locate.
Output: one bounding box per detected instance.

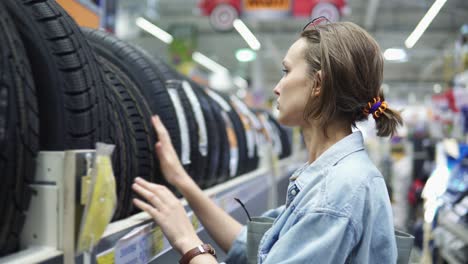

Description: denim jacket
[225,131,397,263]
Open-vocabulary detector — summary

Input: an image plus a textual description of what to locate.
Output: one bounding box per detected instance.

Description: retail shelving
[0,148,307,264]
[440,249,464,264]
[438,209,468,244]
[435,209,468,264]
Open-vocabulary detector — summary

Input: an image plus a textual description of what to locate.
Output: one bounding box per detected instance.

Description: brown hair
[300,22,402,137]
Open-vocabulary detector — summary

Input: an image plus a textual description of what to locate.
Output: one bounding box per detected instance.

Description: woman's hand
[132,177,202,254]
[151,115,191,187]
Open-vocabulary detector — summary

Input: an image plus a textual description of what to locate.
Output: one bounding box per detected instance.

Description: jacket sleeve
[261,210,356,264]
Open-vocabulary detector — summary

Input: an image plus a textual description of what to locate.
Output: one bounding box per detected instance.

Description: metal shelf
[93,152,307,264]
[0,148,307,264]
[438,210,468,244]
[440,249,464,264]
[0,246,62,264]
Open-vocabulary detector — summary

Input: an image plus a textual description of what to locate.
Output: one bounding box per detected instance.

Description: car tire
[98,57,156,219]
[143,58,204,186]
[81,28,181,175]
[0,2,39,256]
[267,114,292,159]
[4,0,107,150]
[187,80,220,188]
[204,91,231,185]
[222,95,248,176]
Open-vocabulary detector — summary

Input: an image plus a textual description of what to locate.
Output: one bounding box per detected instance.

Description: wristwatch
[179,244,217,264]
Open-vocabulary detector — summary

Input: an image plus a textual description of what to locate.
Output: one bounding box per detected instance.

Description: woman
[132,19,402,264]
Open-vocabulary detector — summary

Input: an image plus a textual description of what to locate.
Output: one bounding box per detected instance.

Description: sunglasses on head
[302,16,330,31]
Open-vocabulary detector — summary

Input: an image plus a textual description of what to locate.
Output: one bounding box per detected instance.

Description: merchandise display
[0,0,467,263]
[0,3,39,256]
[0,0,293,258]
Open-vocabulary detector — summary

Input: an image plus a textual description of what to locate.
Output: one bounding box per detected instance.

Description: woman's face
[273,38,314,127]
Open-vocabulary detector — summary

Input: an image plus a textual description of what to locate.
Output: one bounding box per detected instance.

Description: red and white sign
[198,0,349,32]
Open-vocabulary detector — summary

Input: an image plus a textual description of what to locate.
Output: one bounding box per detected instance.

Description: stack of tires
[253,110,293,160]
[0,0,292,256]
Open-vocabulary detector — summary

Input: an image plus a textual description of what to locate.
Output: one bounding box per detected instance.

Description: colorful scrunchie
[363,97,388,119]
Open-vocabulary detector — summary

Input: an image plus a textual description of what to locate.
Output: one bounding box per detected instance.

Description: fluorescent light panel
[136,17,173,44]
[236,49,256,62]
[405,0,447,49]
[383,48,407,61]
[192,52,228,73]
[233,19,261,51]
[233,76,248,89]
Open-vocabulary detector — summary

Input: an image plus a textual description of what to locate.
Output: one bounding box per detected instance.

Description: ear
[312,70,322,97]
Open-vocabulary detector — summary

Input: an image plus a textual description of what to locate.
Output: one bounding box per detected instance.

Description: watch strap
[179,244,216,264]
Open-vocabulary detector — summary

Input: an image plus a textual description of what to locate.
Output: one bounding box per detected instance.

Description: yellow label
[77,156,117,253]
[244,0,290,10]
[96,250,115,264]
[81,175,91,205]
[191,214,199,230]
[152,227,164,255]
[272,153,280,176]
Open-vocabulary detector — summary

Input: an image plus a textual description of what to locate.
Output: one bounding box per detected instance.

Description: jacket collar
[293,131,365,190]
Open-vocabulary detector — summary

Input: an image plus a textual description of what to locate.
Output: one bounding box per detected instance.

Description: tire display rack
[434,209,468,264]
[0,146,307,264]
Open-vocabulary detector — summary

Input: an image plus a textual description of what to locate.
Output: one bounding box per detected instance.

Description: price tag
[272,153,280,177]
[151,226,164,256]
[191,214,200,230]
[80,174,91,205]
[97,249,115,264]
[115,224,153,264]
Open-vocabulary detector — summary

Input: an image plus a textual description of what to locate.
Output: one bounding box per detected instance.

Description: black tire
[267,114,292,159]
[98,57,157,219]
[175,83,205,185]
[99,69,128,219]
[187,81,220,189]
[0,3,39,256]
[229,97,260,173]
[204,89,237,183]
[278,126,293,159]
[220,94,248,176]
[145,60,204,186]
[247,109,260,171]
[80,28,181,168]
[4,0,106,150]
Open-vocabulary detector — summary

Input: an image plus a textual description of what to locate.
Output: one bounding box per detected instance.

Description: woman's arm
[177,174,243,252]
[149,116,243,252]
[132,178,218,263]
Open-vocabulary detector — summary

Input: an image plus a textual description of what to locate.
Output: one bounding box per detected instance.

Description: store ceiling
[116,0,468,102]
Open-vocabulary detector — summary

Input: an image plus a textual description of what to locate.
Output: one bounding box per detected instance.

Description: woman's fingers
[135,177,172,204]
[152,115,171,145]
[133,198,160,219]
[132,182,164,208]
[135,177,156,191]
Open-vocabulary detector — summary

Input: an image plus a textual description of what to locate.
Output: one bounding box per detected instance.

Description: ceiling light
[136,17,173,44]
[405,0,447,49]
[233,19,261,51]
[383,48,408,62]
[233,76,248,89]
[235,49,256,62]
[192,52,228,73]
